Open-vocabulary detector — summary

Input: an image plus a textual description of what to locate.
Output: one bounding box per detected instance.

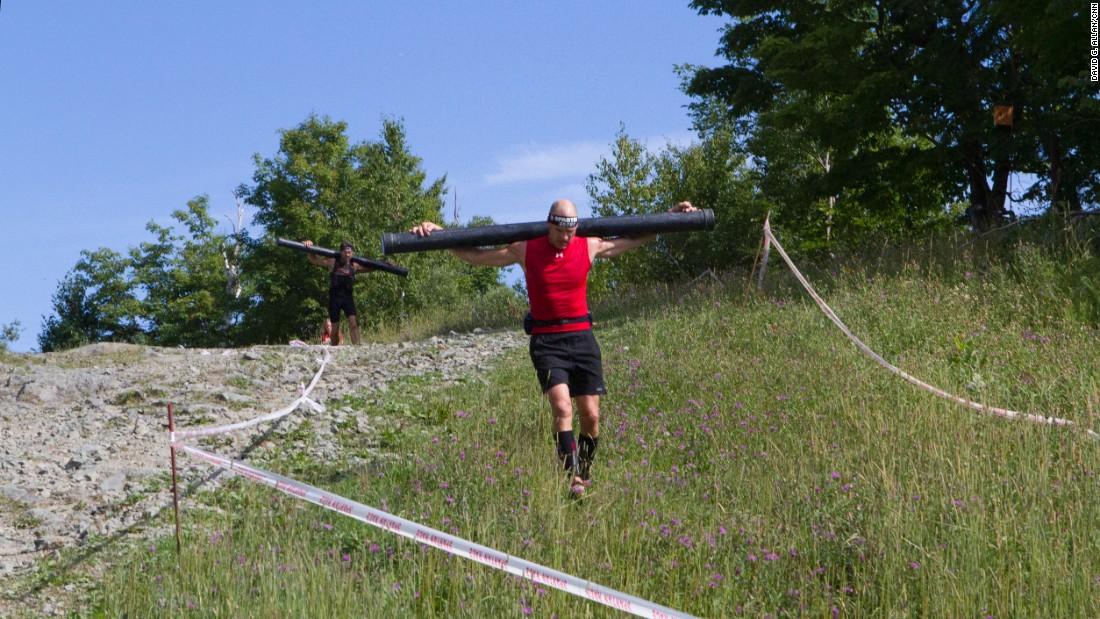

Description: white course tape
[176,443,699,619]
[171,342,331,441]
[763,221,1099,440]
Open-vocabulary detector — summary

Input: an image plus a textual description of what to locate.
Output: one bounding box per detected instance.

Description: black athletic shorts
[529,329,606,396]
[328,293,357,322]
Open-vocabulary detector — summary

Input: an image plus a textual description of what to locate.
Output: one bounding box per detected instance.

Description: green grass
[41,247,1100,616]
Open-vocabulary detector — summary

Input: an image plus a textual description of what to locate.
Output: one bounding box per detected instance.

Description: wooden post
[757,213,772,291]
[168,404,182,555]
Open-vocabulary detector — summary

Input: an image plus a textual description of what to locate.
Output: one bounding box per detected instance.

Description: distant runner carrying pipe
[303,240,373,346]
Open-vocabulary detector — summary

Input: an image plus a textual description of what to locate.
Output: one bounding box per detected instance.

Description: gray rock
[16,381,60,404]
[33,536,66,551]
[217,392,254,404]
[0,485,28,503]
[98,472,127,494]
[78,444,103,460]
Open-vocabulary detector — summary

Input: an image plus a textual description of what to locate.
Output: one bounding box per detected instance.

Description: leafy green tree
[39,197,244,351]
[585,127,661,293]
[704,86,958,253]
[131,195,246,347]
[38,248,143,352]
[585,124,765,293]
[0,320,22,352]
[653,115,768,272]
[685,0,1097,232]
[235,115,351,342]
[461,215,508,293]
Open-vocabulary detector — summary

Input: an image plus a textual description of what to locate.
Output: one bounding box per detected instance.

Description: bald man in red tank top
[411,199,697,493]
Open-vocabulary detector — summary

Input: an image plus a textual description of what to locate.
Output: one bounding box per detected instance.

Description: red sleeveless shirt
[525,235,591,334]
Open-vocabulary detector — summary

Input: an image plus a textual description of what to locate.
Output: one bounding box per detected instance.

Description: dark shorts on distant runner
[328,294,357,322]
[529,329,606,396]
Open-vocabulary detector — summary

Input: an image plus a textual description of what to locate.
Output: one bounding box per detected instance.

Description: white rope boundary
[171,341,330,441]
[167,341,699,618]
[761,219,1099,440]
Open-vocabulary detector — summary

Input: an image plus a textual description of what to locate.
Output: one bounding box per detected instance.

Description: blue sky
[0,2,727,352]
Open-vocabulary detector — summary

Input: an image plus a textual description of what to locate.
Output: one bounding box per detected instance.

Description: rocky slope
[0,329,525,616]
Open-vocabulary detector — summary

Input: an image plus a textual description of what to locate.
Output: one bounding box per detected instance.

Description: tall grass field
[67,244,1100,616]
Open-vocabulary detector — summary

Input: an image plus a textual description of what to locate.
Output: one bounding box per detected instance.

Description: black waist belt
[524,312,592,335]
[531,313,592,328]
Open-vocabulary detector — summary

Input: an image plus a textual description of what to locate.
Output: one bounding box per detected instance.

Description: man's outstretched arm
[409,222,524,268]
[301,240,335,268]
[589,202,698,260]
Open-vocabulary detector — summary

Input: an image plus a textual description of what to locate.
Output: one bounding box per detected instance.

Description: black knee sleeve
[578,434,599,462]
[555,430,577,472]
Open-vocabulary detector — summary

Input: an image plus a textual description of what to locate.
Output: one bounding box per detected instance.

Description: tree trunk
[1046,134,1082,213]
[962,137,1007,231]
[990,153,1011,221]
[963,138,991,229]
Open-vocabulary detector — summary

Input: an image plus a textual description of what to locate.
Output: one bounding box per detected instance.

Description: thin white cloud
[484,141,608,185]
[483,131,700,187]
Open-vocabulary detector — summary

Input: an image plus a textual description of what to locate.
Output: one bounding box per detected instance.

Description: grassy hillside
[77,243,1100,617]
